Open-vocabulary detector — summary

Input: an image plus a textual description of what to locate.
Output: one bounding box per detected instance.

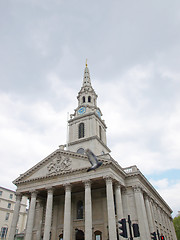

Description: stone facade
[9,64,177,240]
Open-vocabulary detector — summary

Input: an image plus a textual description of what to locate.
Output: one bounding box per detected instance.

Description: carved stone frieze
[47,154,72,175]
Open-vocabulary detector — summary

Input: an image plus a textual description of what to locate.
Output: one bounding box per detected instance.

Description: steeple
[83,60,91,87]
[67,63,110,155]
[77,62,97,108]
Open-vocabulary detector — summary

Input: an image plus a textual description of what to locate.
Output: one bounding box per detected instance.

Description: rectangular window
[0,227,8,238]
[114,194,117,215]
[0,191,2,196]
[8,203,11,208]
[9,193,13,199]
[5,213,10,220]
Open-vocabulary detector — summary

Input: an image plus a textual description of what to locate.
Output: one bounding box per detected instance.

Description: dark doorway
[76,230,84,240]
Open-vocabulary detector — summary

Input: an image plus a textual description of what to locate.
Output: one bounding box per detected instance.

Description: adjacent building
[9,64,177,240]
[0,186,27,239]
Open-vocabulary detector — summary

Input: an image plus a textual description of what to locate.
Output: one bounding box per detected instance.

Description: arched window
[88,96,91,102]
[82,96,85,103]
[94,231,102,240]
[59,234,63,240]
[78,123,84,139]
[77,201,83,219]
[77,148,85,154]
[75,230,84,240]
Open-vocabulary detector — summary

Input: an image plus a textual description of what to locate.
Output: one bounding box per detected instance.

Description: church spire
[83,59,91,87]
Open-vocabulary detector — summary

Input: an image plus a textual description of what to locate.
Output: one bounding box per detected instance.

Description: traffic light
[132,223,140,237]
[118,218,128,238]
[151,232,157,240]
[160,236,165,240]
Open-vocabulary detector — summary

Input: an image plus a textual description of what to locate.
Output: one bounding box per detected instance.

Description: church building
[9,64,177,240]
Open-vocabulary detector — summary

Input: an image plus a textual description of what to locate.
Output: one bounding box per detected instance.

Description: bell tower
[67,62,110,155]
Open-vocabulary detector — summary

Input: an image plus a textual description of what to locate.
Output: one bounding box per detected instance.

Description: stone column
[43,188,54,240]
[36,200,44,240]
[9,193,22,240]
[25,191,37,240]
[155,204,161,232]
[165,215,169,233]
[105,177,117,240]
[84,180,92,240]
[115,183,123,220]
[63,184,71,240]
[157,206,163,234]
[165,213,170,231]
[151,201,157,223]
[144,194,155,234]
[114,183,123,238]
[134,187,151,240]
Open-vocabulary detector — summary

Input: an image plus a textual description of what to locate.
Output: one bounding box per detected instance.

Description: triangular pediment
[14,149,93,184]
[13,149,126,185]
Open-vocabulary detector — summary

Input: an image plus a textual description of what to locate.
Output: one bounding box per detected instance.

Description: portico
[11,170,124,240]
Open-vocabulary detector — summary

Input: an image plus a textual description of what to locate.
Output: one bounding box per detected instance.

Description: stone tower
[67,63,110,155]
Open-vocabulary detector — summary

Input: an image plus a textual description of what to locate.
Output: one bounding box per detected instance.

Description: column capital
[84,180,91,188]
[133,185,142,193]
[29,190,38,198]
[114,182,122,189]
[104,175,113,184]
[121,187,127,194]
[64,183,71,192]
[144,193,150,200]
[15,192,22,201]
[46,187,54,195]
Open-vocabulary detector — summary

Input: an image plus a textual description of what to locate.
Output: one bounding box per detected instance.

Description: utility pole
[128,215,133,240]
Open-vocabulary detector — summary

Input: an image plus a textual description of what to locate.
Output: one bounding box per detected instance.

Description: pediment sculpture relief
[47,154,72,175]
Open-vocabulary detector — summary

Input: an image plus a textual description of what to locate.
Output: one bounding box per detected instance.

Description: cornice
[14,160,108,186]
[68,135,111,152]
[126,171,173,213]
[14,156,126,187]
[68,111,107,129]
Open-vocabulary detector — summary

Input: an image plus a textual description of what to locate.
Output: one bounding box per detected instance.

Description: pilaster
[144,194,155,234]
[133,186,151,240]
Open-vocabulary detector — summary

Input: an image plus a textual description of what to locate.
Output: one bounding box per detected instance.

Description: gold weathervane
[86,59,88,67]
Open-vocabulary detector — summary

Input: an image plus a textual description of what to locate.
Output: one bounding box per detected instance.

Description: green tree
[173,215,180,240]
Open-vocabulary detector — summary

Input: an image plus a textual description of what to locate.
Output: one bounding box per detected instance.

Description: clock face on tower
[78,107,86,115]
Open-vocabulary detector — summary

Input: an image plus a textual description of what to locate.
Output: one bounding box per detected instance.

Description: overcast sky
[0,0,180,217]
